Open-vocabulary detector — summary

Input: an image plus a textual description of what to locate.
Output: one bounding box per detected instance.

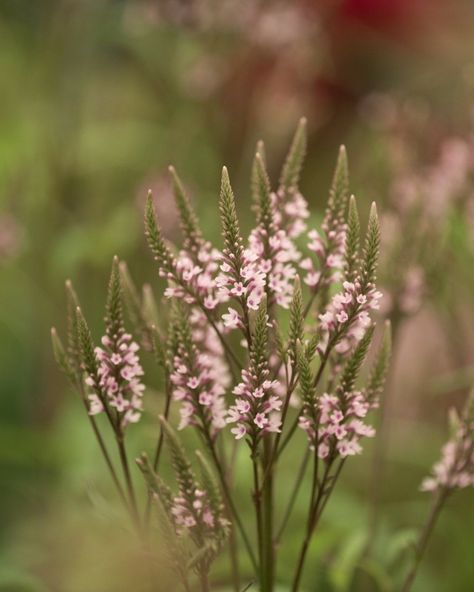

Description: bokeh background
[1,1,474,591]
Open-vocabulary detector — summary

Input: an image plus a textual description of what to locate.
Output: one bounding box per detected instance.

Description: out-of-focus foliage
[1,1,474,590]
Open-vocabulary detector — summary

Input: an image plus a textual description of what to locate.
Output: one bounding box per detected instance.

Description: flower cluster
[227,371,282,441]
[318,279,382,355]
[421,411,474,493]
[171,487,226,535]
[272,185,310,239]
[87,331,145,428]
[299,389,377,458]
[227,308,282,442]
[169,317,227,434]
[163,242,223,311]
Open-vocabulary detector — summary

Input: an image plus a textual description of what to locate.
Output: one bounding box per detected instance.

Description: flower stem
[401,489,448,592]
[275,448,310,545]
[116,434,141,530]
[205,433,259,573]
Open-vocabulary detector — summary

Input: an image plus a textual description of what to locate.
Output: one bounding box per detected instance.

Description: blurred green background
[1,1,474,591]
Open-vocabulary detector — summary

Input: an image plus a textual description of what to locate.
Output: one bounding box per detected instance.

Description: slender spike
[145,191,175,272]
[279,117,307,191]
[360,202,380,289]
[219,167,243,263]
[367,320,391,402]
[345,195,361,282]
[252,151,273,231]
[289,276,303,362]
[340,325,375,394]
[169,165,203,249]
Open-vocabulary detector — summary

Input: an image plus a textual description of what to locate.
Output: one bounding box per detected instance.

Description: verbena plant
[52,119,474,592]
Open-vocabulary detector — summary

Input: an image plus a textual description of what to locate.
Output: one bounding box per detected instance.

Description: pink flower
[222,307,241,330]
[231,424,247,440]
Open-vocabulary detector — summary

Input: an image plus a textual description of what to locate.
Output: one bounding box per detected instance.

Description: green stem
[205,433,259,573]
[252,456,264,584]
[291,459,333,592]
[117,434,141,530]
[401,489,448,592]
[275,448,310,545]
[262,437,274,591]
[77,383,128,508]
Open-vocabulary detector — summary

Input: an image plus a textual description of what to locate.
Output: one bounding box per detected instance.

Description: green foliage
[345,195,361,282]
[51,327,76,384]
[119,261,142,329]
[75,307,98,379]
[65,279,81,375]
[279,117,307,192]
[340,326,375,394]
[367,320,392,402]
[361,202,380,289]
[119,261,157,351]
[252,149,273,232]
[136,453,174,514]
[305,331,321,362]
[169,165,203,251]
[328,145,349,220]
[297,342,315,405]
[251,296,269,372]
[159,416,197,501]
[145,191,175,272]
[219,166,243,264]
[289,276,304,362]
[105,256,124,339]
